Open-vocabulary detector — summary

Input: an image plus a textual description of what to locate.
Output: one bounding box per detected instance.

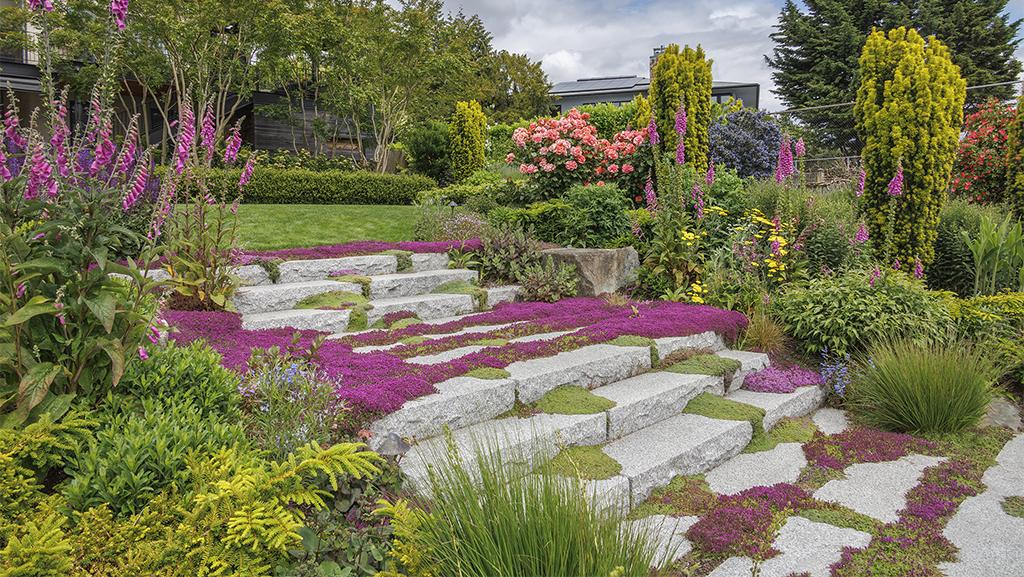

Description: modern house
[550,47,760,112]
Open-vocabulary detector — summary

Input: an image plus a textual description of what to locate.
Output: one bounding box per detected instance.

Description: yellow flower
[691,294,705,304]
[690,283,704,293]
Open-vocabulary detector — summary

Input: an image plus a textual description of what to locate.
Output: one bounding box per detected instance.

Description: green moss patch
[433,280,488,310]
[1001,496,1024,519]
[744,417,817,454]
[496,398,540,419]
[399,335,428,345]
[331,274,372,297]
[665,354,741,377]
[296,290,368,310]
[536,386,616,415]
[390,317,421,330]
[470,338,508,347]
[382,249,413,272]
[683,392,765,437]
[628,475,717,520]
[798,507,881,534]
[541,445,622,481]
[465,367,510,380]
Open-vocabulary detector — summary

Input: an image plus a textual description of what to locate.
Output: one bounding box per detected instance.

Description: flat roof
[550,75,758,96]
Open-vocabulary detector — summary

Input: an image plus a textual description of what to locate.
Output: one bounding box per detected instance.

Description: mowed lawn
[235,204,420,250]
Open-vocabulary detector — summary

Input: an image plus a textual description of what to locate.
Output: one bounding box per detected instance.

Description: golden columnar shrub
[649,44,713,174]
[854,27,966,264]
[448,100,487,183]
[1006,88,1024,213]
[630,94,652,130]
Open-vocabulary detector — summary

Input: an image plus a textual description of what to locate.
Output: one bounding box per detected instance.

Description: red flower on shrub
[951,98,1016,204]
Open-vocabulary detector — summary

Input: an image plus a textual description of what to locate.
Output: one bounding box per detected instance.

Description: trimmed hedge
[200,167,437,205]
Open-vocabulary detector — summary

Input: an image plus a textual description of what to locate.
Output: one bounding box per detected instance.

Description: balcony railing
[0,47,39,66]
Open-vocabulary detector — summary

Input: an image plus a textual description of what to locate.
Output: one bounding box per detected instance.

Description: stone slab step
[486,285,522,307]
[407,345,487,365]
[506,344,653,404]
[411,252,450,272]
[275,255,398,284]
[368,376,516,451]
[727,386,827,430]
[716,349,770,392]
[233,280,362,314]
[364,293,476,326]
[241,308,352,333]
[369,269,477,300]
[602,414,752,506]
[400,411,607,489]
[623,515,698,568]
[345,322,516,351]
[654,331,726,362]
[592,372,717,440]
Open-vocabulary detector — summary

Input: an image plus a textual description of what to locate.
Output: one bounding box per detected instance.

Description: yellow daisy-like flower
[690,283,704,293]
[691,294,705,304]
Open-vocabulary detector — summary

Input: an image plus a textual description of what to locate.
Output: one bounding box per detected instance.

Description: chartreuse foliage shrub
[854,27,965,264]
[197,168,436,204]
[776,270,953,356]
[449,100,488,183]
[1007,88,1024,212]
[649,44,713,174]
[849,339,995,433]
[375,441,658,577]
[951,292,1024,383]
[578,102,638,137]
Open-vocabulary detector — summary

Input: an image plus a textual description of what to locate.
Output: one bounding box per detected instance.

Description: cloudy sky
[445,0,1024,110]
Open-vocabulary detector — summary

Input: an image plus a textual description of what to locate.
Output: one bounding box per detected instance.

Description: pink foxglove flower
[852,223,869,244]
[15,283,26,299]
[26,144,57,200]
[631,217,643,239]
[123,164,148,212]
[644,177,657,211]
[138,346,149,361]
[174,101,196,175]
[0,148,10,181]
[869,266,882,287]
[90,120,115,176]
[892,258,901,271]
[119,123,138,175]
[50,100,71,177]
[887,164,903,197]
[694,187,705,220]
[239,156,255,189]
[29,0,54,11]
[774,138,794,183]
[856,167,866,197]
[913,257,924,280]
[200,103,216,160]
[647,116,660,147]
[706,159,715,186]
[224,122,242,164]
[4,109,27,152]
[674,103,688,136]
[794,138,806,157]
[110,0,129,30]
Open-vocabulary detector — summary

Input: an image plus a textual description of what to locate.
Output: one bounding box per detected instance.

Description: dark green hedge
[197,168,437,205]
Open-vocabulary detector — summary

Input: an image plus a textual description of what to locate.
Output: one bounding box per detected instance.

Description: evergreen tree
[649,44,713,174]
[1006,88,1024,213]
[630,94,652,130]
[448,100,487,183]
[855,27,965,265]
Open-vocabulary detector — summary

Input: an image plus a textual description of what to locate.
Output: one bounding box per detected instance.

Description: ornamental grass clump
[848,339,995,434]
[377,440,659,577]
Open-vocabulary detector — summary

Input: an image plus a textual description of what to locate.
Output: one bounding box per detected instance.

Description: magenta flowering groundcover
[166,298,746,425]
[237,239,482,264]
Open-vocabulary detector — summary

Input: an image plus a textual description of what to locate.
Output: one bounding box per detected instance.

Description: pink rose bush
[508,108,644,198]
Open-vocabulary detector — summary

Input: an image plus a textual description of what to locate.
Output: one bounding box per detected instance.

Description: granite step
[506,344,653,404]
[727,386,827,431]
[602,414,753,506]
[232,280,362,314]
[364,293,477,326]
[241,308,352,333]
[369,269,477,300]
[716,349,770,392]
[273,254,399,284]
[591,372,718,440]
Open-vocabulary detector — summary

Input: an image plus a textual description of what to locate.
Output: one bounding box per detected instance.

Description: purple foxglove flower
[29,0,54,11]
[138,346,149,361]
[675,139,685,165]
[852,222,869,244]
[200,103,216,160]
[15,283,26,298]
[647,116,660,147]
[856,167,866,197]
[887,164,904,197]
[892,258,901,271]
[869,266,882,287]
[239,156,255,189]
[90,121,115,176]
[675,103,687,136]
[705,159,715,186]
[230,198,240,214]
[0,148,10,181]
[119,123,138,175]
[913,257,924,280]
[794,138,806,157]
[110,0,129,30]
[26,144,57,200]
[224,122,242,164]
[774,137,794,183]
[50,101,71,177]
[631,217,643,239]
[644,177,657,211]
[174,101,196,175]
[4,109,27,152]
[695,192,705,220]
[124,164,148,212]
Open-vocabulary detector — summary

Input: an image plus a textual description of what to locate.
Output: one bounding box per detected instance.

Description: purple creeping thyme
[239,239,482,264]
[687,484,813,560]
[802,428,937,471]
[743,365,822,393]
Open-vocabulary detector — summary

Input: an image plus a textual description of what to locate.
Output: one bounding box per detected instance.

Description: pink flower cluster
[742,365,822,393]
[803,428,937,470]
[508,108,642,189]
[774,137,795,183]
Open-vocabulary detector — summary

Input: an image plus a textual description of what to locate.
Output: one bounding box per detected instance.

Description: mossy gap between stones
[432,279,488,310]
[540,445,622,480]
[381,249,414,272]
[295,290,372,331]
[536,385,617,415]
[743,417,818,454]
[331,275,372,298]
[607,335,659,366]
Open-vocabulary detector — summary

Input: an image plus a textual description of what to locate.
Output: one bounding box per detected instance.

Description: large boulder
[541,247,639,296]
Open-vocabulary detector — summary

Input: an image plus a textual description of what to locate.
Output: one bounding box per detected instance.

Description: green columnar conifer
[649,44,713,174]
[448,100,487,183]
[855,27,965,264]
[630,94,652,130]
[1006,88,1024,213]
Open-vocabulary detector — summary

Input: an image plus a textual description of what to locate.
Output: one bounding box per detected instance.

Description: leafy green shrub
[950,293,1024,383]
[196,168,436,205]
[927,200,1006,295]
[557,184,630,248]
[848,339,995,433]
[404,120,451,184]
[516,257,578,303]
[578,102,638,137]
[474,226,543,285]
[486,123,520,163]
[962,214,1024,295]
[62,398,245,516]
[776,270,954,356]
[376,442,658,577]
[252,148,356,172]
[449,100,487,183]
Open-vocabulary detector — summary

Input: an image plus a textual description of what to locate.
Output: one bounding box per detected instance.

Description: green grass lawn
[235,204,420,250]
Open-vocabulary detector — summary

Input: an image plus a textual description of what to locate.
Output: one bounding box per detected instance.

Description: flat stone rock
[411,252,449,272]
[709,516,872,577]
[369,269,477,300]
[368,376,515,450]
[654,331,725,362]
[717,349,770,392]
[486,285,521,307]
[235,264,271,286]
[277,255,397,283]
[510,330,573,343]
[364,293,476,326]
[983,397,1022,431]
[705,442,807,495]
[580,475,632,511]
[241,308,352,333]
[506,344,652,404]
[603,414,752,505]
[812,408,850,435]
[541,247,639,296]
[727,386,826,430]
[592,372,712,439]
[232,280,362,314]
[625,515,699,568]
[406,345,486,365]
[814,453,945,523]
